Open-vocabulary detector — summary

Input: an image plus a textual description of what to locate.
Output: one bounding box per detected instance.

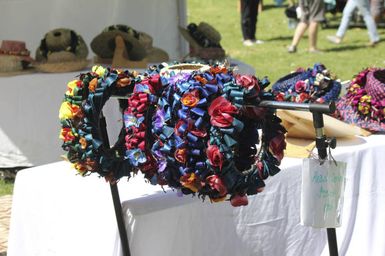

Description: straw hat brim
[0,66,36,77]
[91,31,146,61]
[146,47,169,63]
[179,26,202,50]
[277,109,370,139]
[0,55,35,74]
[34,59,90,73]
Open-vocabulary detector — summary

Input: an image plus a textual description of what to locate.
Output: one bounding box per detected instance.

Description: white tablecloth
[7,135,385,256]
[0,61,255,168]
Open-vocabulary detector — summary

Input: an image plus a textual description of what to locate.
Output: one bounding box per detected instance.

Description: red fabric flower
[117,77,131,88]
[206,144,224,169]
[174,120,186,136]
[208,96,238,127]
[294,80,307,93]
[296,92,310,103]
[269,133,286,161]
[181,89,200,107]
[148,74,162,91]
[60,128,75,142]
[230,193,248,207]
[236,74,260,92]
[180,173,201,192]
[207,175,227,196]
[88,78,98,92]
[175,148,187,163]
[275,92,285,102]
[210,66,227,74]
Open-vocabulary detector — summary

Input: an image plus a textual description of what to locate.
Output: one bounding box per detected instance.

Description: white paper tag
[301,158,347,228]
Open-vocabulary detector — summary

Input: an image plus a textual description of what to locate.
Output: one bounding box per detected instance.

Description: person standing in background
[327,0,380,46]
[370,0,384,24]
[240,0,264,46]
[287,0,325,53]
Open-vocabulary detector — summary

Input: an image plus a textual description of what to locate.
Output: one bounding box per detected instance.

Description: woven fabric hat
[272,63,341,104]
[91,24,147,61]
[135,30,169,63]
[335,68,385,132]
[179,22,225,60]
[35,28,89,73]
[0,40,34,74]
[197,22,222,44]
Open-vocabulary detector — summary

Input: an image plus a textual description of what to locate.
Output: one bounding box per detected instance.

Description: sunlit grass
[0,179,13,197]
[187,0,385,83]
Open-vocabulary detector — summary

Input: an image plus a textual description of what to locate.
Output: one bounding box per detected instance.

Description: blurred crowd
[239,0,384,52]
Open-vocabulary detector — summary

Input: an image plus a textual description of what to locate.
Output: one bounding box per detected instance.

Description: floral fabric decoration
[60,63,287,207]
[335,68,385,132]
[59,65,137,181]
[272,63,341,104]
[149,64,287,207]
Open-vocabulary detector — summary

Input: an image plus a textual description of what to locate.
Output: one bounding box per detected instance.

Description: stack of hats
[91,24,169,63]
[179,22,225,60]
[0,40,34,75]
[35,28,89,73]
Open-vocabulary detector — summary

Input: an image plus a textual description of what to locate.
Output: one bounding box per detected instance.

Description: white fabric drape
[7,135,385,256]
[0,0,187,60]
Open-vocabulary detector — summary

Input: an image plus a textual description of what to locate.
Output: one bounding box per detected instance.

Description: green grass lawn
[187,0,385,83]
[0,179,14,197]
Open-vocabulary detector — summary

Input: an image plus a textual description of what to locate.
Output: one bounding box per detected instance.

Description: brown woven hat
[0,40,35,74]
[35,28,89,73]
[136,30,169,63]
[91,25,147,61]
[179,22,225,60]
[197,22,222,44]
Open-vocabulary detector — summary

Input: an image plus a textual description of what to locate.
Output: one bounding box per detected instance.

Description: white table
[7,135,385,256]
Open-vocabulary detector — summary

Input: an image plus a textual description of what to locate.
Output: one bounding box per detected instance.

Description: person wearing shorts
[287,0,325,53]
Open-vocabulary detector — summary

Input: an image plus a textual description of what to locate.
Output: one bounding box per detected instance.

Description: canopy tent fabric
[0,0,188,61]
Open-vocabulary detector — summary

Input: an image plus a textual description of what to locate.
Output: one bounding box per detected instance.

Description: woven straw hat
[277,109,368,139]
[0,40,35,75]
[197,22,221,44]
[35,28,89,73]
[91,25,147,61]
[179,22,225,60]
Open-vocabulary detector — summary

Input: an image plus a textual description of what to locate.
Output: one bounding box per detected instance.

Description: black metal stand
[98,98,338,256]
[259,100,339,256]
[100,114,131,256]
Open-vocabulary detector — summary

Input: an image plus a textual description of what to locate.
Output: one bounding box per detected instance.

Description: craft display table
[7,135,385,256]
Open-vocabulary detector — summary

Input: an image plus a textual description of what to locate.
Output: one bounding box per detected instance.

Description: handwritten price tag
[300,158,347,228]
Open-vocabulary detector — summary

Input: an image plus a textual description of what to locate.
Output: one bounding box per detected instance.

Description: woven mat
[0,195,12,255]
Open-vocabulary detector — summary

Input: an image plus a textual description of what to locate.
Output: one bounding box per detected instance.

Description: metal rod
[257,100,336,114]
[327,228,339,256]
[100,114,131,256]
[258,100,339,256]
[311,111,338,256]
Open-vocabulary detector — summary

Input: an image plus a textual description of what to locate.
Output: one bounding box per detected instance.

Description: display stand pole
[258,100,338,256]
[99,113,131,256]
